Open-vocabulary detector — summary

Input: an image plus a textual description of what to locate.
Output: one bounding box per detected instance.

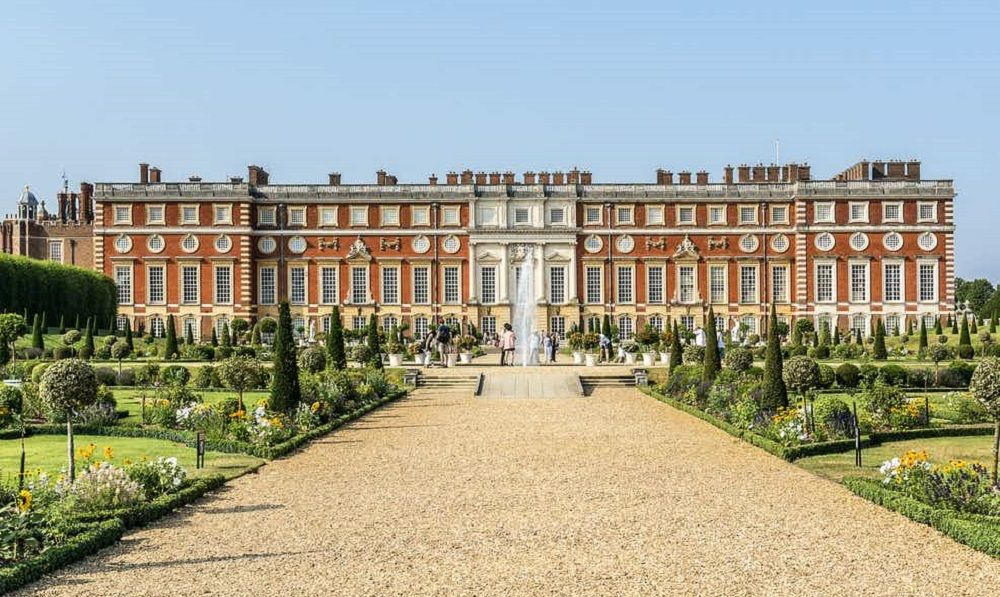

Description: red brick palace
[91,160,955,341]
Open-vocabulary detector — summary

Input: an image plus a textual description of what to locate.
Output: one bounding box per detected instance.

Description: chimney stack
[751,165,765,183]
[376,169,387,185]
[696,171,709,185]
[887,161,906,179]
[489,172,501,185]
[568,168,580,184]
[871,162,887,180]
[723,165,734,185]
[553,171,565,185]
[678,171,692,185]
[428,174,438,185]
[80,182,94,223]
[523,171,536,184]
[139,163,149,185]
[461,169,473,184]
[328,172,341,185]
[766,165,779,182]
[248,165,269,186]
[738,165,750,183]
[580,171,592,185]
[149,167,162,183]
[798,165,811,180]
[475,171,487,185]
[57,192,68,223]
[656,169,673,185]
[188,175,203,182]
[538,171,551,185]
[503,171,515,184]
[906,160,921,180]
[446,171,459,185]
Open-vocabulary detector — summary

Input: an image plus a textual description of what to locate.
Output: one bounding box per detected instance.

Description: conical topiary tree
[367,313,383,369]
[703,307,720,381]
[971,317,979,334]
[935,317,943,335]
[958,313,974,359]
[164,314,179,359]
[59,314,66,334]
[761,303,788,410]
[81,318,95,359]
[873,318,887,360]
[270,302,301,412]
[124,319,134,353]
[221,323,231,348]
[602,314,612,340]
[327,306,347,370]
[30,314,43,351]
[210,328,219,347]
[918,317,928,354]
[185,324,195,346]
[669,320,682,373]
[991,308,998,334]
[833,326,841,346]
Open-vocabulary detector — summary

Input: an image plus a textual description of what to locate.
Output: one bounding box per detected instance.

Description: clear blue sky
[2,1,997,277]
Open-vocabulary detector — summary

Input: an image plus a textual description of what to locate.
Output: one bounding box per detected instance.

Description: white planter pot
[573,351,585,365]
[585,354,598,367]
[642,353,655,367]
[387,354,403,367]
[459,352,472,364]
[659,352,670,364]
[624,352,637,365]
[416,353,429,365]
[446,353,458,367]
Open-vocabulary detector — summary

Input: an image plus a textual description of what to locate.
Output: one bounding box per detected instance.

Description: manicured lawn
[796,435,995,482]
[0,434,263,482]
[112,388,271,422]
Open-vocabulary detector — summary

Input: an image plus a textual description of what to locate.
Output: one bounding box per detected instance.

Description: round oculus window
[883,232,903,251]
[739,234,759,253]
[849,232,869,251]
[215,235,232,254]
[584,235,603,253]
[181,234,199,253]
[616,235,635,254]
[770,234,789,253]
[146,234,165,253]
[442,235,460,254]
[257,236,276,254]
[288,236,307,254]
[918,232,938,251]
[412,235,431,254]
[814,233,835,251]
[114,234,132,254]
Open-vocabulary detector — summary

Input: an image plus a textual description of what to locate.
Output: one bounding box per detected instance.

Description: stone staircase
[416,372,481,395]
[578,374,635,396]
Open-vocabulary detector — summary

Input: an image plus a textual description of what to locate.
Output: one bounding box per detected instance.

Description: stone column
[499,243,509,303]
[468,241,478,303]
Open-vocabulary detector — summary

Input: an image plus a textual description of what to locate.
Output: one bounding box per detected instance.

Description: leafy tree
[918,318,929,353]
[956,277,995,316]
[832,326,840,346]
[229,318,250,345]
[30,314,43,351]
[968,357,1000,485]
[991,308,998,334]
[971,317,979,334]
[668,321,682,373]
[703,307,720,381]
[818,322,831,347]
[40,359,98,482]
[929,343,952,384]
[164,314,179,359]
[269,302,301,412]
[762,303,788,410]
[783,355,820,396]
[218,355,264,412]
[251,323,262,347]
[327,306,347,369]
[0,313,27,365]
[872,318,887,360]
[367,314,383,369]
[111,339,132,376]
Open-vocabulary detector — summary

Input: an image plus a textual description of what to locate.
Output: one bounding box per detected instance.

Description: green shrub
[682,344,704,365]
[878,364,908,387]
[93,367,117,386]
[298,346,327,374]
[723,347,753,373]
[159,365,191,387]
[193,365,220,389]
[813,395,853,439]
[817,364,836,389]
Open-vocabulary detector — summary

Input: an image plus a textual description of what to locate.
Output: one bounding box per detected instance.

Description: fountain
[512,244,536,366]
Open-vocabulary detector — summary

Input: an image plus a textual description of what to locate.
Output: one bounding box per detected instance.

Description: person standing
[549,332,559,363]
[500,323,516,366]
[542,333,553,365]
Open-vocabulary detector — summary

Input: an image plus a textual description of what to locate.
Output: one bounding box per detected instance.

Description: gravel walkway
[19,387,1000,596]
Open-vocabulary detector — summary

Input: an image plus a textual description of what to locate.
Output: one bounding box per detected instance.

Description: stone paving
[19,384,1000,596]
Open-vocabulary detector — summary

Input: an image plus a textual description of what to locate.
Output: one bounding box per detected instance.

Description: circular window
[442,235,460,254]
[814,233,835,252]
[616,235,634,254]
[146,235,164,253]
[114,234,132,254]
[215,235,232,253]
[770,234,789,253]
[918,232,938,251]
[258,236,276,254]
[180,234,199,253]
[584,235,603,254]
[739,234,759,253]
[288,236,307,254]
[849,232,869,251]
[412,235,431,254]
[883,232,903,252]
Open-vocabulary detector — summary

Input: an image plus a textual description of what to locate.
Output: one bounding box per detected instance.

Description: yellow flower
[16,489,31,513]
[77,443,96,461]
[230,409,246,419]
[311,401,321,413]
[123,458,133,466]
[103,446,114,460]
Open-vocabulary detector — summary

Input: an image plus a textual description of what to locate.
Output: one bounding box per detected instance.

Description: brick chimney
[696,171,709,185]
[387,175,398,185]
[798,165,811,180]
[538,171,551,185]
[57,192,68,222]
[906,161,921,180]
[751,165,765,183]
[428,174,438,185]
[786,164,799,182]
[523,171,536,184]
[461,169,473,184]
[149,167,162,183]
[723,165,734,185]
[656,169,673,185]
[738,165,750,183]
[447,171,459,185]
[871,162,887,180]
[503,171,515,184]
[80,182,94,223]
[328,172,341,185]
[139,163,149,184]
[887,161,906,179]
[489,172,501,185]
[475,171,487,185]
[553,171,565,185]
[678,171,692,185]
[568,168,580,184]
[766,165,779,182]
[580,171,592,185]
[376,169,387,185]
[248,165,269,186]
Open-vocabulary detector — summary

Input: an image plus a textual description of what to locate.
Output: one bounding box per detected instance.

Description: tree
[59,314,66,334]
[164,314,179,359]
[934,316,943,336]
[991,308,998,334]
[30,314,43,351]
[0,313,27,365]
[229,318,249,345]
[873,318,887,360]
[185,324,195,346]
[929,343,952,385]
[40,359,98,482]
[111,339,132,376]
[762,303,788,410]
[251,323,262,347]
[918,317,929,353]
[971,317,979,335]
[81,318,95,359]
[951,316,959,335]
[221,322,232,348]
[956,277,995,316]
[210,327,219,347]
[124,319,134,353]
[703,307,720,381]
[367,313,383,369]
[968,357,1000,485]
[959,313,972,349]
[602,314,612,340]
[668,321,682,373]
[218,355,264,412]
[269,302,301,412]
[832,326,841,346]
[327,306,347,370]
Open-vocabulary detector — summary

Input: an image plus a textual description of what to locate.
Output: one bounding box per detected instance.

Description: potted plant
[457,335,476,364]
[621,339,639,365]
[635,325,659,367]
[385,337,404,367]
[582,332,599,367]
[567,331,585,364]
[409,340,427,365]
[659,330,671,364]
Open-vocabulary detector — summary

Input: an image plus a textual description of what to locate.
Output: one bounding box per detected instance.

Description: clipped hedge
[0,253,117,328]
[0,519,126,594]
[869,424,994,443]
[844,476,1000,557]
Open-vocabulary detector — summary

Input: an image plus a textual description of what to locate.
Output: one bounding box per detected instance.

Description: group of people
[496,324,561,366]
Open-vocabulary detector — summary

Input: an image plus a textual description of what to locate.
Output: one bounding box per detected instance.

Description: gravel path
[20,386,1000,596]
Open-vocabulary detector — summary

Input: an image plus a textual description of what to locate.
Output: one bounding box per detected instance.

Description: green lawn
[0,434,263,483]
[112,388,271,423]
[796,435,995,482]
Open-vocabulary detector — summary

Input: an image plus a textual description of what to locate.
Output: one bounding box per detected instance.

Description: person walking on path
[542,333,553,364]
[500,323,516,366]
[549,332,559,363]
[598,333,612,363]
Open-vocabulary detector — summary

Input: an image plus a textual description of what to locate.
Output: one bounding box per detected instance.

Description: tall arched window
[617,314,634,340]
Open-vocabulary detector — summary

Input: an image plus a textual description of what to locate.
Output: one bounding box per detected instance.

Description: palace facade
[1,183,95,268]
[92,160,955,341]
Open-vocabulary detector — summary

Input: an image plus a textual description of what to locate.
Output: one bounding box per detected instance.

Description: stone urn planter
[388,354,404,367]
[573,351,585,365]
[459,352,473,364]
[659,351,670,364]
[642,352,655,367]
[445,353,458,367]
[585,353,598,367]
[624,352,637,365]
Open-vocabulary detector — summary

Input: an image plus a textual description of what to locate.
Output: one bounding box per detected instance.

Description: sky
[2,0,998,278]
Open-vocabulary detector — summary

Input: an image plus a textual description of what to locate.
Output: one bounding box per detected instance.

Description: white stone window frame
[258,265,278,306]
[213,203,233,225]
[917,201,938,223]
[180,203,200,225]
[513,206,531,226]
[381,206,400,227]
[412,265,431,305]
[115,234,133,254]
[258,205,277,226]
[737,204,758,225]
[918,232,939,251]
[813,201,835,224]
[770,263,790,304]
[411,206,431,227]
[675,205,696,226]
[646,205,665,226]
[813,259,837,304]
[213,263,234,305]
[770,233,790,253]
[547,264,568,305]
[615,205,635,226]
[814,232,836,252]
[380,264,401,305]
[48,239,64,263]
[848,201,869,224]
[319,265,339,305]
[288,206,307,227]
[113,205,133,225]
[441,264,462,304]
[349,206,369,227]
[257,236,276,254]
[882,232,903,252]
[917,258,939,304]
[180,234,199,254]
[584,263,604,305]
[707,204,727,226]
[289,264,310,306]
[882,201,904,224]
[616,264,635,304]
[882,259,905,304]
[584,205,603,226]
[179,262,201,305]
[145,204,166,225]
[214,234,233,254]
[769,204,789,225]
[441,206,461,227]
[319,206,338,227]
[848,259,871,304]
[548,206,567,226]
[114,263,134,305]
[146,263,167,306]
[675,263,699,304]
[708,263,728,304]
[738,263,759,305]
[646,263,666,305]
[584,235,603,254]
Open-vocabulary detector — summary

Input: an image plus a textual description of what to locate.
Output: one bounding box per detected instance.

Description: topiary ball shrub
[722,347,753,373]
[813,395,854,439]
[298,346,327,374]
[957,344,975,360]
[193,365,219,389]
[93,366,118,386]
[813,344,830,359]
[835,363,861,388]
[0,386,24,427]
[818,364,836,389]
[159,365,191,387]
[61,330,81,346]
[783,356,820,395]
[682,344,705,365]
[39,358,99,417]
[878,364,909,387]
